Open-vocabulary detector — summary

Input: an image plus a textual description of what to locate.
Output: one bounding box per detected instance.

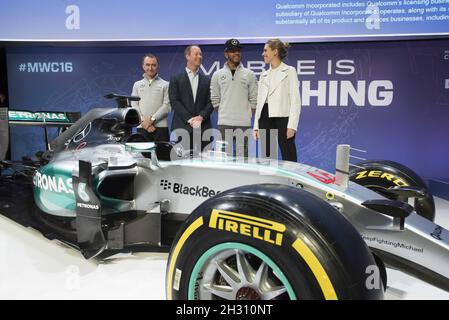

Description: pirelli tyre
[349,160,435,221]
[166,184,384,300]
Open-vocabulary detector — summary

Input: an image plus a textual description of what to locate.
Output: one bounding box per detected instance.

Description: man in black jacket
[169,45,214,153]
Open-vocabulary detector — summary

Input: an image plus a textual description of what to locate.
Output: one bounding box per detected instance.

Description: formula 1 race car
[0,94,448,300]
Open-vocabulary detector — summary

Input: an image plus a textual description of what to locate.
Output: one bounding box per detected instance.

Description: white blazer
[253,62,301,130]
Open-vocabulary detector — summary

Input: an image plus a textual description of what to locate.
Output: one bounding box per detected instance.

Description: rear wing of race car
[5,94,138,155]
[8,110,80,126]
[7,109,81,151]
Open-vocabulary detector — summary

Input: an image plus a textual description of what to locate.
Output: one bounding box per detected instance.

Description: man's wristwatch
[150,116,156,122]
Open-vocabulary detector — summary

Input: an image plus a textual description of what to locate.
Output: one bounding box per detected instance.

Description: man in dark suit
[169,45,214,154]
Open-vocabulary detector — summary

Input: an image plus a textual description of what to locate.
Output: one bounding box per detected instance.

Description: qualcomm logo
[18,62,73,73]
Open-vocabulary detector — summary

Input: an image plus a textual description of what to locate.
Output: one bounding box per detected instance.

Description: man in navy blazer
[169,45,214,153]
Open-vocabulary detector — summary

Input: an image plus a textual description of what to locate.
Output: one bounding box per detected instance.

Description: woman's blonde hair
[266,39,290,60]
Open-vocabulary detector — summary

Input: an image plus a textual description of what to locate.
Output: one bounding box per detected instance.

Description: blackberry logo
[160,180,172,190]
[160,179,220,198]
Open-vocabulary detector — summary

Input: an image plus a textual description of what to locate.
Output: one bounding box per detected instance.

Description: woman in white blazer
[253,39,301,162]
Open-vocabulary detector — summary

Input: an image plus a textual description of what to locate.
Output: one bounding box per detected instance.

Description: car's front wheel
[166,184,384,300]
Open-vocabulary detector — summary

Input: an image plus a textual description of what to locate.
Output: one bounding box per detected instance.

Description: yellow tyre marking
[166,216,204,300]
[326,192,335,200]
[292,238,338,300]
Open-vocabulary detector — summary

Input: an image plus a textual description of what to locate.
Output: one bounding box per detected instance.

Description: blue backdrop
[6,39,449,180]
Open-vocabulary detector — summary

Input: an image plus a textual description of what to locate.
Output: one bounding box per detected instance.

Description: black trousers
[258,103,297,162]
[218,125,251,158]
[137,127,170,143]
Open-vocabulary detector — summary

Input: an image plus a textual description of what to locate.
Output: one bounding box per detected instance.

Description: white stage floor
[1,198,449,300]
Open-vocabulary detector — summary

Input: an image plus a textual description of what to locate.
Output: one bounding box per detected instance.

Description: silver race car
[1,94,448,300]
